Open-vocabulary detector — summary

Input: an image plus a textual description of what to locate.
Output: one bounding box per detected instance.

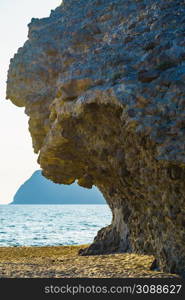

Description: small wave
[0,205,111,247]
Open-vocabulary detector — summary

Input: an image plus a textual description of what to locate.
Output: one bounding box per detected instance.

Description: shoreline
[0,245,179,278]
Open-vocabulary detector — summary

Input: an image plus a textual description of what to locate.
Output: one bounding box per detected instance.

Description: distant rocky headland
[7,0,185,277]
[11,171,105,204]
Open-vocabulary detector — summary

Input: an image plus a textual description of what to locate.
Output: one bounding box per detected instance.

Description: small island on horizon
[11,170,106,205]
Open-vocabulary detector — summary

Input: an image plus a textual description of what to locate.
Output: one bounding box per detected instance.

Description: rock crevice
[7,0,185,277]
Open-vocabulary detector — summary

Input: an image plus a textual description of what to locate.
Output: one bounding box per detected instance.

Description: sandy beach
[0,245,179,278]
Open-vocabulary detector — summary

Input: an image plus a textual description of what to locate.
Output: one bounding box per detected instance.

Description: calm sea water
[0,205,111,247]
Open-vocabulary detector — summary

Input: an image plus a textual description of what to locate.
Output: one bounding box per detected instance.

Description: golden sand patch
[0,245,178,278]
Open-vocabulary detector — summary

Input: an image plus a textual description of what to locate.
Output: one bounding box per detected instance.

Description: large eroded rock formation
[7,0,185,276]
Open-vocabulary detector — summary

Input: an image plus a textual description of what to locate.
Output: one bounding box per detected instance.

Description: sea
[0,205,111,247]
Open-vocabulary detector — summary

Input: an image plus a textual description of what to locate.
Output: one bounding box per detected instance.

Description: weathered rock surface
[6,0,185,277]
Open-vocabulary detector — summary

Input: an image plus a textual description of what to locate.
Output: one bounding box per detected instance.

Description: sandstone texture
[7,0,185,277]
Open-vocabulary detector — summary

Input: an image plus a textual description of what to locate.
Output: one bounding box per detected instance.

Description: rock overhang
[6,0,185,276]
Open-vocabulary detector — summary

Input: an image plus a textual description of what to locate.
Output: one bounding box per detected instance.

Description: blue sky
[0,0,62,204]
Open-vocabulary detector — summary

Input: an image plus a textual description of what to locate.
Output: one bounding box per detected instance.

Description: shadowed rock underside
[7,0,185,277]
